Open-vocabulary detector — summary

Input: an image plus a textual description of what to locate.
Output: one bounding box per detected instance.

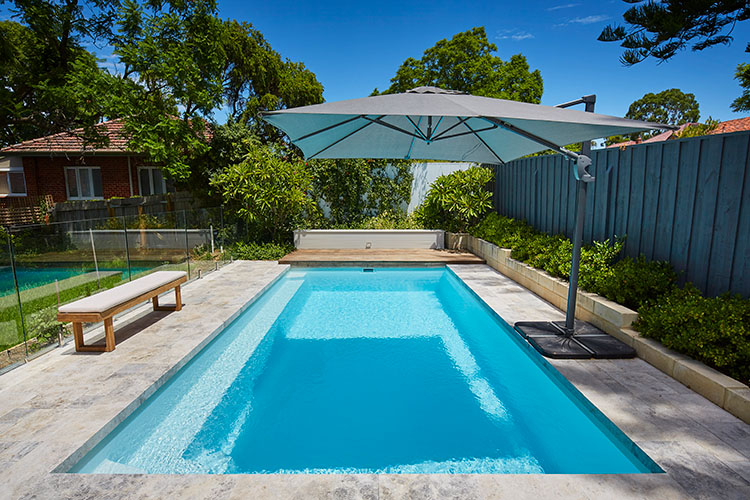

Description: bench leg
[71,321,110,353]
[104,317,116,352]
[152,296,159,311]
[73,322,84,351]
[175,285,182,311]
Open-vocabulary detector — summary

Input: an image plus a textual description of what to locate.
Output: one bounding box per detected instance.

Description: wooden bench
[57,271,188,352]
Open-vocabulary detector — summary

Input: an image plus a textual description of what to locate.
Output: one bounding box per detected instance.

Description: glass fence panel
[0,234,25,371]
[0,206,230,368]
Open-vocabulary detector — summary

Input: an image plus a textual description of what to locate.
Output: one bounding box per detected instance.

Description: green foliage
[635,285,750,383]
[414,166,494,232]
[470,213,675,308]
[676,117,720,138]
[626,88,700,127]
[211,143,317,242]
[229,241,293,260]
[731,61,750,112]
[378,27,543,103]
[307,158,413,227]
[356,210,421,230]
[598,1,749,66]
[594,256,678,310]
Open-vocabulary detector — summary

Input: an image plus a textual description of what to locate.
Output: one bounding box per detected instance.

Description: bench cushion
[58,271,187,314]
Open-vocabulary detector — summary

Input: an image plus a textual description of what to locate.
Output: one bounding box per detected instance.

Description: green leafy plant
[211,143,317,242]
[414,166,494,232]
[229,242,294,260]
[634,285,750,384]
[593,256,678,310]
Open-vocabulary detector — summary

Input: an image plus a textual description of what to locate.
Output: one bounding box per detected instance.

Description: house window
[65,166,103,200]
[138,166,166,195]
[0,157,26,197]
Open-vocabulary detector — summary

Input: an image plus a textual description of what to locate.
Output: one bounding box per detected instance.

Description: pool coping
[447,232,750,425]
[0,261,747,499]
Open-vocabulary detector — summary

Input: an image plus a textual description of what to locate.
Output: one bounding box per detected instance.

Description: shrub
[229,242,293,261]
[357,211,421,230]
[414,166,494,232]
[634,285,750,384]
[592,256,677,310]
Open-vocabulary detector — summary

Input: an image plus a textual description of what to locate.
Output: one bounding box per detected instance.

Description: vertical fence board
[654,141,679,261]
[687,136,723,292]
[707,134,747,295]
[670,139,700,286]
[492,131,750,297]
[641,143,663,260]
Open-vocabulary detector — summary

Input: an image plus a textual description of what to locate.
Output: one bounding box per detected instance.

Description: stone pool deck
[0,261,747,499]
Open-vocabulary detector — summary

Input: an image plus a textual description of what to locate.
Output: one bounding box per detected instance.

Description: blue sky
[217,0,750,121]
[2,1,748,121]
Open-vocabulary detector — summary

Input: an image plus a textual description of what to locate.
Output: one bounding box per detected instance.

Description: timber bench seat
[57,271,187,352]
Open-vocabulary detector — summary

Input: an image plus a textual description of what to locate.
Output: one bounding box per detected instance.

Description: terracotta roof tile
[709,117,750,135]
[0,119,131,154]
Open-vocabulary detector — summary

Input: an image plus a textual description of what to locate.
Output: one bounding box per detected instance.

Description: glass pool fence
[0,207,233,372]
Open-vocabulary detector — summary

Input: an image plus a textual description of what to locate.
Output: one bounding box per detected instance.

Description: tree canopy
[626,88,700,125]
[375,27,543,103]
[598,1,750,65]
[0,0,324,180]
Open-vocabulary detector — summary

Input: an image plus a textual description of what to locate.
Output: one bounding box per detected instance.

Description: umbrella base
[514,320,636,359]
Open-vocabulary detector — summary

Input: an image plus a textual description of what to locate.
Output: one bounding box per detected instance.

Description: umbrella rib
[308,119,377,159]
[461,121,504,164]
[406,116,430,141]
[361,116,424,140]
[294,115,364,142]
[405,117,422,159]
[432,124,498,141]
[430,117,471,141]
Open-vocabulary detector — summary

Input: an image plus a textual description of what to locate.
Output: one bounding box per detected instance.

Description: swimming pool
[71,267,660,474]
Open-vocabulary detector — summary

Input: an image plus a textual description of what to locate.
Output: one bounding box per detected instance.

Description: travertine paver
[0,261,747,499]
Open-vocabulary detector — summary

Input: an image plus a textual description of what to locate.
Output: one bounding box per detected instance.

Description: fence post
[89,228,101,289]
[183,210,191,280]
[8,233,28,359]
[122,216,132,281]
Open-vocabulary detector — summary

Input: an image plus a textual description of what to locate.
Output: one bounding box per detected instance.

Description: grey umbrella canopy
[262,86,667,339]
[262,86,666,164]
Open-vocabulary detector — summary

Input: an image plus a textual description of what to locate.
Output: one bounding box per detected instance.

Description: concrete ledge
[448,232,750,424]
[294,229,444,249]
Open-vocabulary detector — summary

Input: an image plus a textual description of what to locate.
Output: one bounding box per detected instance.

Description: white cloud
[496,29,534,42]
[547,3,580,11]
[568,14,611,25]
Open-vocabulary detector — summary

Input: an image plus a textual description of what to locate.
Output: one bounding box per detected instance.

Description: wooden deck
[278,248,485,265]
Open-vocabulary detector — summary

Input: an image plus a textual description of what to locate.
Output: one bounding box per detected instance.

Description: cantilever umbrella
[263,87,667,356]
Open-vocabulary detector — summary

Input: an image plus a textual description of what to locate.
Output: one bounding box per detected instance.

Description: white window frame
[64,166,103,200]
[0,164,27,197]
[137,166,167,196]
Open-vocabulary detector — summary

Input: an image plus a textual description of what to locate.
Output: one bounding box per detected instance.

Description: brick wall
[20,155,146,202]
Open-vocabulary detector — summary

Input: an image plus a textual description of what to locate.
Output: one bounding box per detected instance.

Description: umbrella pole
[559,96,596,335]
[565,178,587,333]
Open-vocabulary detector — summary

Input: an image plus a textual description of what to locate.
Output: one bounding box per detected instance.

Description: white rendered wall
[408,161,476,212]
[294,230,444,249]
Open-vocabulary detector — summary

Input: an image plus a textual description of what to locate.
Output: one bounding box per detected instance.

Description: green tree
[307,159,413,226]
[377,27,543,103]
[211,142,317,242]
[626,88,700,126]
[732,62,750,111]
[606,89,700,143]
[414,166,494,232]
[598,1,749,66]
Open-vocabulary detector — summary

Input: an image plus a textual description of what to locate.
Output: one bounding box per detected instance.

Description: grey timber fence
[493,130,750,298]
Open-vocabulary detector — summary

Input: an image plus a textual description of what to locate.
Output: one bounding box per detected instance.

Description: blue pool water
[71,268,660,474]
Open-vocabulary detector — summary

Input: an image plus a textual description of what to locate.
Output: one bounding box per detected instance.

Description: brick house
[0,120,171,203]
